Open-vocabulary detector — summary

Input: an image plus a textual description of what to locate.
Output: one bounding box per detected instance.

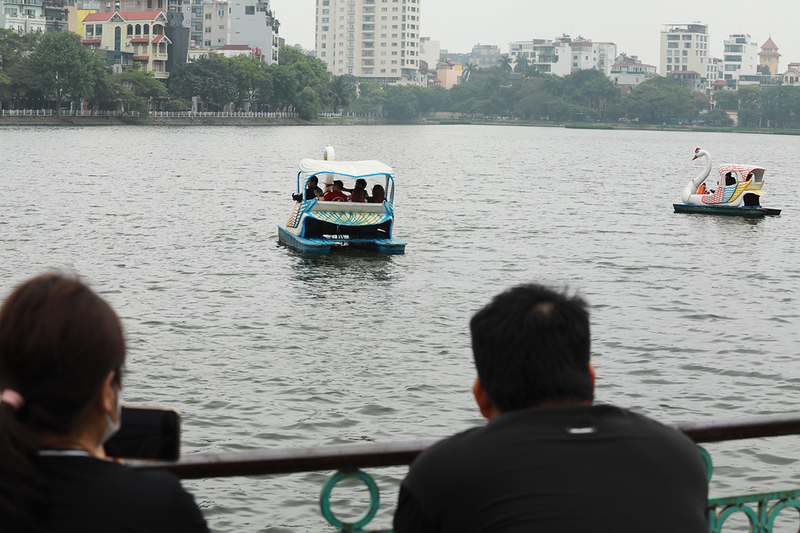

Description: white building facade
[418,36,439,69]
[227,0,278,63]
[660,23,710,78]
[722,33,758,82]
[509,35,614,77]
[315,0,421,84]
[2,0,45,34]
[182,0,228,49]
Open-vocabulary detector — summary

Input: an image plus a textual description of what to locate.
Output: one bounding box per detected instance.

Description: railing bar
[128,413,800,479]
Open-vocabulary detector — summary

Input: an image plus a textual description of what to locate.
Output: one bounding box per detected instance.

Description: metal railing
[128,413,800,533]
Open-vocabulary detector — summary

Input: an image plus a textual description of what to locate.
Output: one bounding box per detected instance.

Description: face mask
[100,383,122,445]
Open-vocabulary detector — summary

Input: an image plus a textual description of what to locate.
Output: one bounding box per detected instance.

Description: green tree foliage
[704,108,733,127]
[28,31,101,116]
[759,85,800,128]
[267,63,299,111]
[278,45,329,91]
[624,77,695,124]
[231,54,273,110]
[295,86,320,120]
[712,90,739,111]
[383,85,419,120]
[325,75,356,111]
[169,53,237,110]
[514,54,529,74]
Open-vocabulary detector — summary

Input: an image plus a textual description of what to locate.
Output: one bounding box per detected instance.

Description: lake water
[2,124,800,532]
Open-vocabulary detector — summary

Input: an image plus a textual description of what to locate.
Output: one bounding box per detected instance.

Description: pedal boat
[673,148,781,217]
[277,159,407,254]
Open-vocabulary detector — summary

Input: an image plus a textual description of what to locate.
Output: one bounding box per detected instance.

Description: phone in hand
[104,406,181,461]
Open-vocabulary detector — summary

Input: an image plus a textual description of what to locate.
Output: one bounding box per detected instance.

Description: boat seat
[310,202,388,214]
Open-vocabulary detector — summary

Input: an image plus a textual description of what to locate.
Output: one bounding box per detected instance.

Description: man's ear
[99,371,117,416]
[588,362,596,404]
[473,376,499,420]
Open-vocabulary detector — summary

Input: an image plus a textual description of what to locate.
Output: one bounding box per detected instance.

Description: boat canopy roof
[298,159,394,179]
[717,164,766,182]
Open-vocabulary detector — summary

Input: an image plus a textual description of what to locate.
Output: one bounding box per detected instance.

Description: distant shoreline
[1,114,798,135]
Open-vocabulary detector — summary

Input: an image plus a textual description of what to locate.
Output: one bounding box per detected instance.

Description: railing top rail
[130,412,800,480]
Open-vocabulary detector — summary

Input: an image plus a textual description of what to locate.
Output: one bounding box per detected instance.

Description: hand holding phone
[104,406,181,461]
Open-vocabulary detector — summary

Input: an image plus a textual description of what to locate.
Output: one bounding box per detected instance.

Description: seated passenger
[305,176,323,201]
[350,186,367,203]
[0,274,209,533]
[369,184,386,204]
[697,184,707,195]
[323,180,348,202]
[344,179,370,201]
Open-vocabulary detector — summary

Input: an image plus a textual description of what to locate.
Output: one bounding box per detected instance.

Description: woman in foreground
[0,273,209,533]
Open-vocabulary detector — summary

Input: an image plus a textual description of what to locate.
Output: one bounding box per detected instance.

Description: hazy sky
[272,0,800,72]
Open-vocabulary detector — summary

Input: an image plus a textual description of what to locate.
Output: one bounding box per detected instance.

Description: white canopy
[298,159,394,179]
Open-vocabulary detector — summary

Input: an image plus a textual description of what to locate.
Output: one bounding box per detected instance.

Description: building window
[205,13,211,18]
[204,27,210,32]
[205,40,211,46]
[245,5,255,14]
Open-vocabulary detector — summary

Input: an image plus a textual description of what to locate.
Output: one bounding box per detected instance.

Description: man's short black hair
[470,284,593,412]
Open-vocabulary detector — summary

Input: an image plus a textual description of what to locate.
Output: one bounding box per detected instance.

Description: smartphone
[104,406,181,461]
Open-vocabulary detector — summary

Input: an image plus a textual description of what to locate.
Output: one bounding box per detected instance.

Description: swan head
[692,147,708,161]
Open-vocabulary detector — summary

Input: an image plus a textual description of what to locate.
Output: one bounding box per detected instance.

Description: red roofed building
[782,63,800,86]
[758,37,781,76]
[82,11,171,79]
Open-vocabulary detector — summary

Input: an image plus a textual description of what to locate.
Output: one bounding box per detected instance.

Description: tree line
[3,28,800,126]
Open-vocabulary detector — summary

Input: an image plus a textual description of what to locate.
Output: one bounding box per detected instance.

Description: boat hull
[673,204,781,217]
[278,225,406,254]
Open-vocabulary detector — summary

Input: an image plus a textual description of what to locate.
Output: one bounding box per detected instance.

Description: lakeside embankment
[2,114,799,134]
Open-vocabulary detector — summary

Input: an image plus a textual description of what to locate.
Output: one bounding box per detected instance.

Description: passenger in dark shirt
[394,284,708,533]
[305,175,323,200]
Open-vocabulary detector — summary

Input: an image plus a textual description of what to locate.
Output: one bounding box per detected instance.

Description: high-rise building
[660,23,710,77]
[315,0,421,84]
[722,34,758,82]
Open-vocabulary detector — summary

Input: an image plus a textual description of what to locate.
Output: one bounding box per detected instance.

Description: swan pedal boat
[673,148,781,217]
[277,159,407,254]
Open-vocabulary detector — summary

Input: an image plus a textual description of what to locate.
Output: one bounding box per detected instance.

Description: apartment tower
[315,0,421,84]
[660,23,710,78]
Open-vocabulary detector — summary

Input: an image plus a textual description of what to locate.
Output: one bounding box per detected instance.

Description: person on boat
[323,180,348,202]
[305,176,324,201]
[344,179,371,201]
[369,184,385,204]
[350,186,367,203]
[393,284,708,533]
[697,183,707,195]
[0,273,209,533]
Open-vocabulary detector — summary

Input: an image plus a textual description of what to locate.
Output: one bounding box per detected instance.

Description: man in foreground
[394,284,708,533]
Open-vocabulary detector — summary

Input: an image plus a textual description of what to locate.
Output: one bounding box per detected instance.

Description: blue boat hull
[673,204,781,217]
[278,225,406,254]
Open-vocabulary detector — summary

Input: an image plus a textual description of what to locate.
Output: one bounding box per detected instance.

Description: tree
[267,63,299,111]
[498,54,513,79]
[169,53,237,110]
[514,54,529,74]
[326,75,356,111]
[704,108,733,127]
[383,85,419,120]
[624,77,695,124]
[712,90,739,111]
[295,86,320,120]
[278,45,329,91]
[109,70,168,115]
[231,54,272,110]
[461,63,477,82]
[28,32,100,116]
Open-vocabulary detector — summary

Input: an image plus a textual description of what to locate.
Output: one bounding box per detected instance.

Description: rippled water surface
[2,124,800,531]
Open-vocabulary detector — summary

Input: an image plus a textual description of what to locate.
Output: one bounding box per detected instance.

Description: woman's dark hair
[370,184,386,203]
[0,273,125,532]
[470,284,593,412]
[350,186,366,202]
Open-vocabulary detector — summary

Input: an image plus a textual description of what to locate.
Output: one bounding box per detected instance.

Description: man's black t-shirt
[37,454,209,533]
[394,404,708,533]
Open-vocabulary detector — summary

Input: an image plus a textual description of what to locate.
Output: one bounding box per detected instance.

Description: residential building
[468,44,500,68]
[314,0,421,84]
[509,35,615,77]
[2,0,45,34]
[610,54,657,88]
[672,70,704,92]
[758,37,780,75]
[660,23,710,77]
[722,34,758,82]
[227,0,279,63]
[782,62,800,86]
[435,60,461,89]
[181,0,227,49]
[419,36,439,70]
[569,37,616,76]
[82,11,171,79]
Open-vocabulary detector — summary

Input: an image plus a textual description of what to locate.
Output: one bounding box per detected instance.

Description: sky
[271,0,800,72]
